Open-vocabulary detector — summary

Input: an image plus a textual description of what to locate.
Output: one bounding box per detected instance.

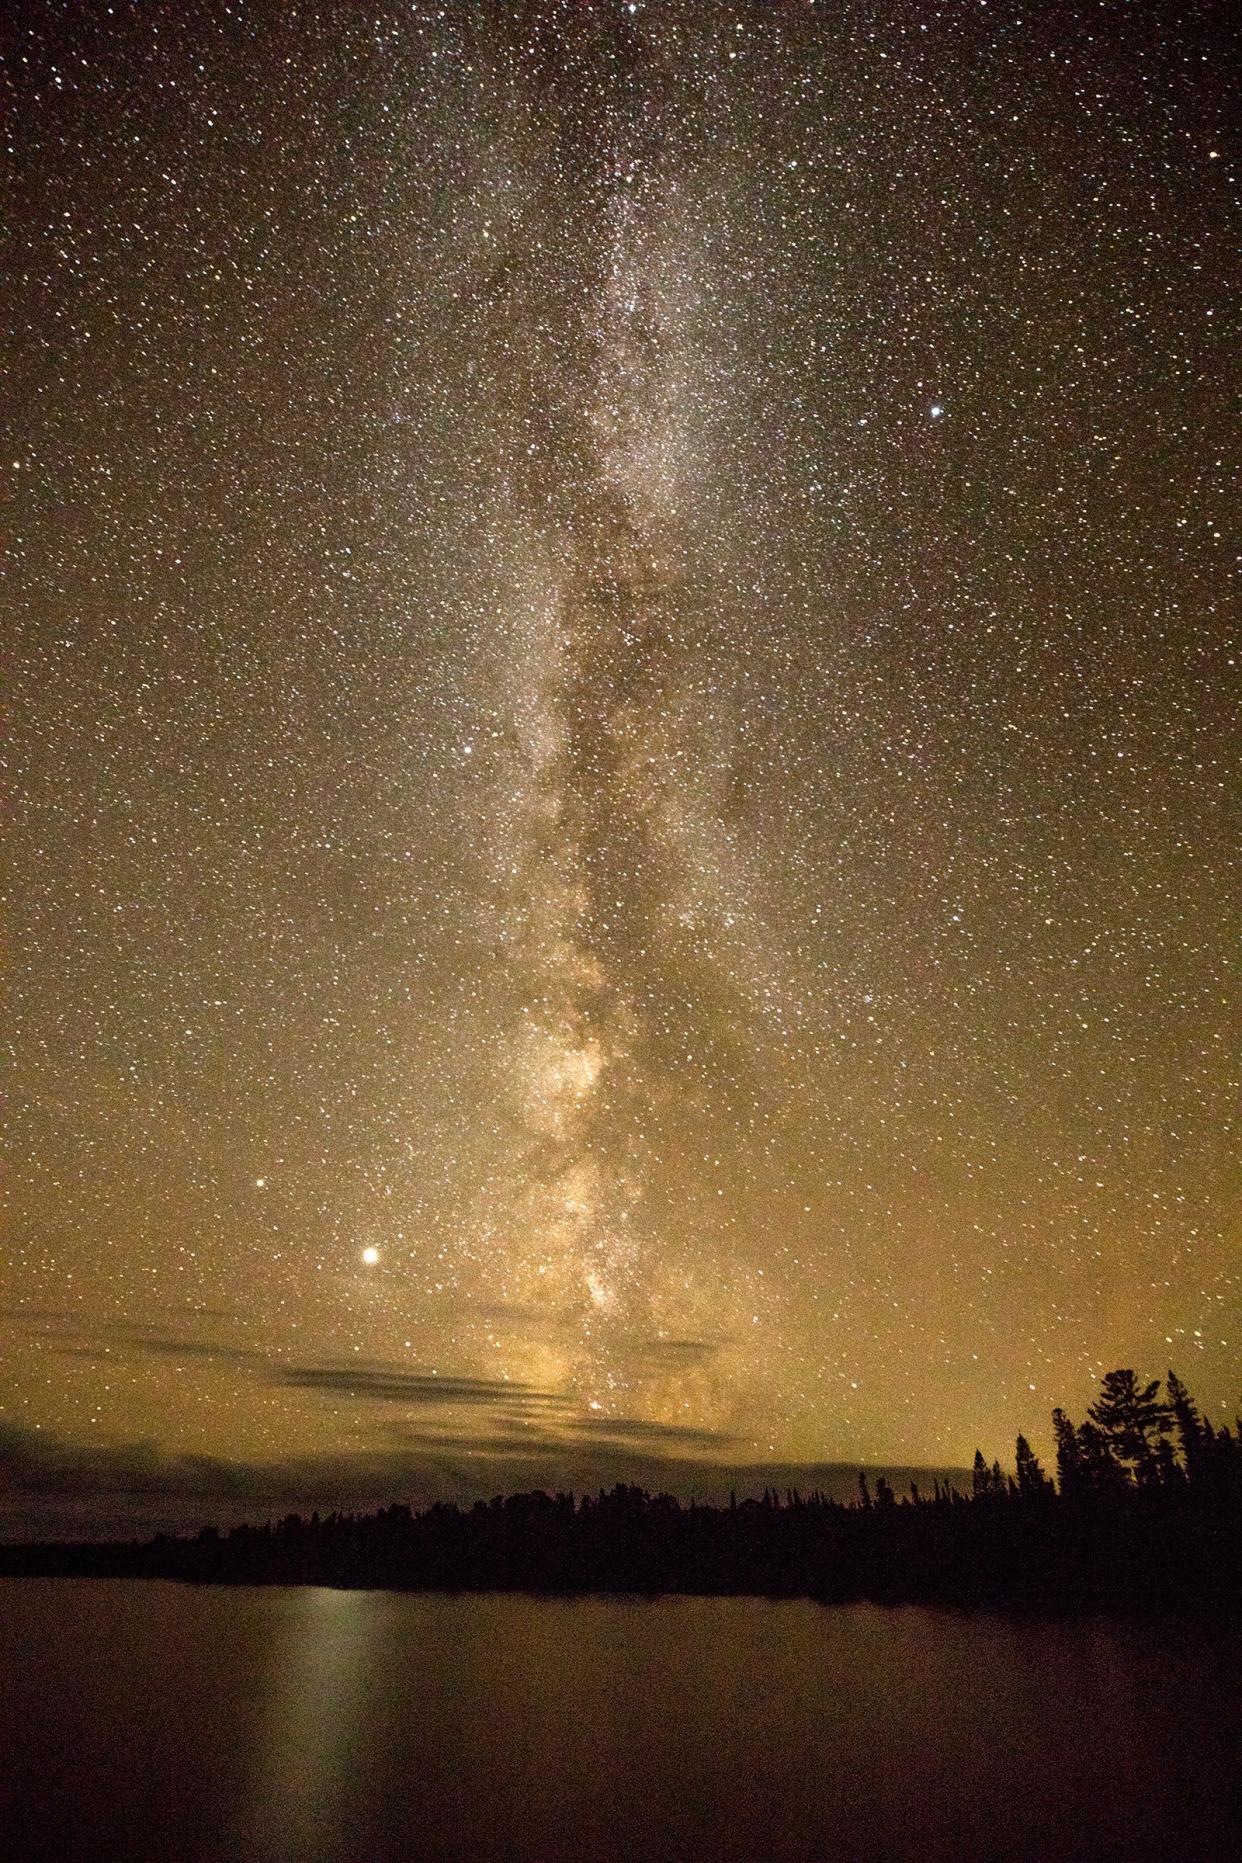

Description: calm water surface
[2,1578,1238,1862]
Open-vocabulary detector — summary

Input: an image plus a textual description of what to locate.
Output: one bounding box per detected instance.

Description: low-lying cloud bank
[0,1418,966,1544]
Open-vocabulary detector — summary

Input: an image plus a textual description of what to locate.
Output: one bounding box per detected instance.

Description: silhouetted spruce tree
[1088,1369,1171,1482]
[1053,1407,1083,1495]
[1153,1434,1181,1488]
[1015,1433,1051,1497]
[972,1449,990,1498]
[1166,1370,1204,1473]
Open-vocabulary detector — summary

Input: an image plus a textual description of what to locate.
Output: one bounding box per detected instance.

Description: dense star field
[6,1,1237,1533]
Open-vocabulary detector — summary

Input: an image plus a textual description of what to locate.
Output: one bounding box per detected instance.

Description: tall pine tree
[1088,1369,1171,1482]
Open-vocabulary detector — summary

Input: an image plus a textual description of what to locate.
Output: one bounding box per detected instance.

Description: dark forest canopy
[4,1370,1238,1613]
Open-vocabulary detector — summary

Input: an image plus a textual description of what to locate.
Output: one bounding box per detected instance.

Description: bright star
[361,1246,380,1266]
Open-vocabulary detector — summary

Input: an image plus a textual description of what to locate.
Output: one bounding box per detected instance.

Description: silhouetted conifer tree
[1153,1436,1181,1487]
[1088,1369,1171,1482]
[1166,1370,1203,1472]
[1077,1420,1127,1493]
[1015,1433,1051,1497]
[1053,1408,1083,1496]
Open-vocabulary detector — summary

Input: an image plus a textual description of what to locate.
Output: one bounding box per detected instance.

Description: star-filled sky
[6,0,1238,1532]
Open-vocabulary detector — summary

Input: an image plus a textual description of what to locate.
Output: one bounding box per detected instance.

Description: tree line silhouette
[4,1368,1238,1610]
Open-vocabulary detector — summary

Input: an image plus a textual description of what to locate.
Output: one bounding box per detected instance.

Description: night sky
[6,1,1238,1533]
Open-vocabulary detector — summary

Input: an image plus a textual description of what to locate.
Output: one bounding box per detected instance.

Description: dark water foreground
[2,1579,1239,1863]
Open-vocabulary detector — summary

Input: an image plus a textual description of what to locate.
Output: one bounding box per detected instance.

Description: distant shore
[3,1475,1237,1615]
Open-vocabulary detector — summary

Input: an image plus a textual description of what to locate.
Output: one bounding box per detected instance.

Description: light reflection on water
[2,1579,1238,1863]
[249,1587,380,1863]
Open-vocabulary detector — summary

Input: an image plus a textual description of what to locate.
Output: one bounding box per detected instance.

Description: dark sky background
[6,0,1238,1536]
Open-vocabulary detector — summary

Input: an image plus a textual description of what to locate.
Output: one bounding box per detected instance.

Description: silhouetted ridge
[3,1369,1238,1611]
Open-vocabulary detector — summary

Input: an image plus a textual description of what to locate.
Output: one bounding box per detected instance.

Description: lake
[1,1578,1238,1861]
